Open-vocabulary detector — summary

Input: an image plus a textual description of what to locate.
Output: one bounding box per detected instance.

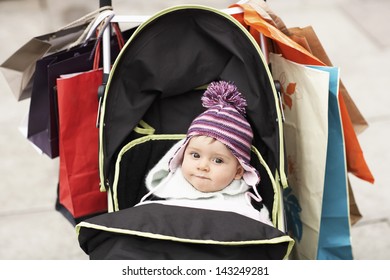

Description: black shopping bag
[27,49,94,158]
[27,27,135,158]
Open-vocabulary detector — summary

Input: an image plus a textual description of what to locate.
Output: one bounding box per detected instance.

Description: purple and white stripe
[187,106,253,163]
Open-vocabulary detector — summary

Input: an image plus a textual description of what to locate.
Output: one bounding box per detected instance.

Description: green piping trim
[251,146,279,227]
[112,137,283,230]
[194,84,209,90]
[112,134,186,211]
[274,170,286,232]
[76,221,294,248]
[133,120,155,135]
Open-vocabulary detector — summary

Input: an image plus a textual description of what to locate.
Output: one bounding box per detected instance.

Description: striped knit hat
[169,80,260,187]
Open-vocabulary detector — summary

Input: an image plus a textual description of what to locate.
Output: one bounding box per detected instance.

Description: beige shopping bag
[0,24,89,101]
[269,53,330,259]
[0,6,112,101]
[286,26,364,224]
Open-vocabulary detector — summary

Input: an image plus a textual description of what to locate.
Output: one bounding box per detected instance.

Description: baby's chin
[192,183,225,193]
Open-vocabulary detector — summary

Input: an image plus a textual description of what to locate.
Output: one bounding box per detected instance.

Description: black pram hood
[99,5,284,190]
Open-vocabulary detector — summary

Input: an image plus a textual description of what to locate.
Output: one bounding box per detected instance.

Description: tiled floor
[0,0,389,260]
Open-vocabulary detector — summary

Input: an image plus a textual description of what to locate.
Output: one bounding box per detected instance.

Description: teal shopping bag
[310,66,353,259]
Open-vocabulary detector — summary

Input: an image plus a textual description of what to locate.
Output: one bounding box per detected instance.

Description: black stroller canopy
[101,6,281,184]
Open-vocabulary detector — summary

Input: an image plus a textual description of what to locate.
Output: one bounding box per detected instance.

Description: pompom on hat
[169,80,260,187]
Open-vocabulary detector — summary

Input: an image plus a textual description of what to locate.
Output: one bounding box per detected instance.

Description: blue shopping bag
[310,66,353,259]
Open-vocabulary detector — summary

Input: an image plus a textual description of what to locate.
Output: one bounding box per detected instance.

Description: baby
[140,81,273,226]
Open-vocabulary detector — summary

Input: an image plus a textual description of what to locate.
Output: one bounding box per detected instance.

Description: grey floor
[0,0,389,260]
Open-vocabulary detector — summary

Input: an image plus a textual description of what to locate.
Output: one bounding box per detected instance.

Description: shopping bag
[270,53,353,259]
[269,53,329,259]
[55,58,106,222]
[27,26,131,158]
[0,24,89,101]
[308,65,353,259]
[228,1,361,225]
[27,46,95,158]
[286,26,364,224]
[0,6,113,101]
[55,25,126,222]
[231,0,374,185]
[287,25,368,135]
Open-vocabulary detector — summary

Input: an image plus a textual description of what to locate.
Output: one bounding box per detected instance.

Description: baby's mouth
[193,174,210,180]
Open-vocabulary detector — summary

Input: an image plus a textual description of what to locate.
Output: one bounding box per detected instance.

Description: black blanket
[77,203,294,260]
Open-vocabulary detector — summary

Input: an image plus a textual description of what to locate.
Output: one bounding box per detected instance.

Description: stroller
[76,5,294,260]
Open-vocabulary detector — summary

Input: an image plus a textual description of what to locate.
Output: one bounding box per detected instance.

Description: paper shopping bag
[231,0,374,185]
[0,24,89,101]
[27,26,131,158]
[269,53,329,259]
[271,53,353,259]
[287,25,368,135]
[284,26,364,224]
[309,65,353,259]
[27,48,95,158]
[54,24,127,222]
[56,68,107,222]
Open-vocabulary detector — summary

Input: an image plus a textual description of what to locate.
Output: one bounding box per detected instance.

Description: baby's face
[181,136,244,192]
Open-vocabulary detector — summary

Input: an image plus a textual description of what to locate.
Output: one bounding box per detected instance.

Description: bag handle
[85,10,115,45]
[59,6,114,50]
[93,22,125,128]
[92,22,124,70]
[59,6,112,31]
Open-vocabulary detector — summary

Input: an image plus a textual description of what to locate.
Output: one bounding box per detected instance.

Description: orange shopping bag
[231,0,374,184]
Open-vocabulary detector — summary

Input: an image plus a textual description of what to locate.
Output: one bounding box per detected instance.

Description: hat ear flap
[169,137,191,172]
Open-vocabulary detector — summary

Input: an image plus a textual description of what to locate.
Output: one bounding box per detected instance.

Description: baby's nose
[197,159,210,171]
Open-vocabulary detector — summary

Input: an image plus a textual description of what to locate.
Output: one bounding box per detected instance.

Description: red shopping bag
[56,52,106,221]
[55,24,125,222]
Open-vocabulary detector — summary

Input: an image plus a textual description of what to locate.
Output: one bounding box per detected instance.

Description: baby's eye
[213,158,224,164]
[190,152,200,159]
